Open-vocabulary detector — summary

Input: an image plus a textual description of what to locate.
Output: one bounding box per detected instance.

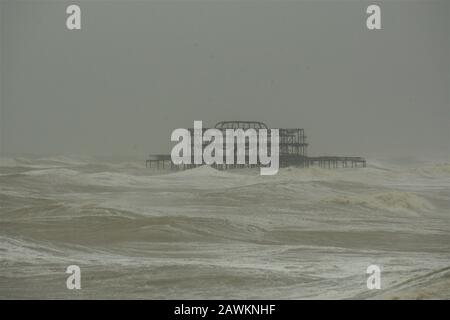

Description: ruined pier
[146,121,366,170]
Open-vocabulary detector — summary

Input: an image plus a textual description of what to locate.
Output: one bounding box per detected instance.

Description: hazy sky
[1,0,449,159]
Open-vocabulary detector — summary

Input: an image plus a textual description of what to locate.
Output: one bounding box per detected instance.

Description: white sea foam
[1,156,449,299]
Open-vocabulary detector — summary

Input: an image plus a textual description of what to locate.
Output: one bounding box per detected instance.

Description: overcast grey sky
[1,0,449,159]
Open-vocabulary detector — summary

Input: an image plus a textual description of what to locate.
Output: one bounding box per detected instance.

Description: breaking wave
[321,191,434,214]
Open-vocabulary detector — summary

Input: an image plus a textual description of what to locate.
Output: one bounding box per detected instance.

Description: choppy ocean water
[0,155,449,299]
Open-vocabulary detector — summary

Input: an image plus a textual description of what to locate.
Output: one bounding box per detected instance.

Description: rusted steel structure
[146,121,366,169]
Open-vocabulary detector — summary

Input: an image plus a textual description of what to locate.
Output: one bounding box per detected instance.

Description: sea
[0,155,449,299]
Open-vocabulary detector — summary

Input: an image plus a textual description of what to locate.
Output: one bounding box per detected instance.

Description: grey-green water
[1,156,449,299]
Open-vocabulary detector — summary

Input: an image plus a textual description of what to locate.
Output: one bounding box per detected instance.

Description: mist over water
[1,155,449,299]
[1,0,448,300]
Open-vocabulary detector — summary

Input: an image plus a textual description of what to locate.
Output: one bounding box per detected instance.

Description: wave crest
[322,191,434,214]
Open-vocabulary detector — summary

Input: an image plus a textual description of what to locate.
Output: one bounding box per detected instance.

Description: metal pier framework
[146,121,366,170]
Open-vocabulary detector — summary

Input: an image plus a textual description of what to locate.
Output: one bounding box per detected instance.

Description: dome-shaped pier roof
[214,121,268,130]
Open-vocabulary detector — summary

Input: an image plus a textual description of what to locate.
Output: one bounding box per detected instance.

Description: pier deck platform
[146,155,366,170]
